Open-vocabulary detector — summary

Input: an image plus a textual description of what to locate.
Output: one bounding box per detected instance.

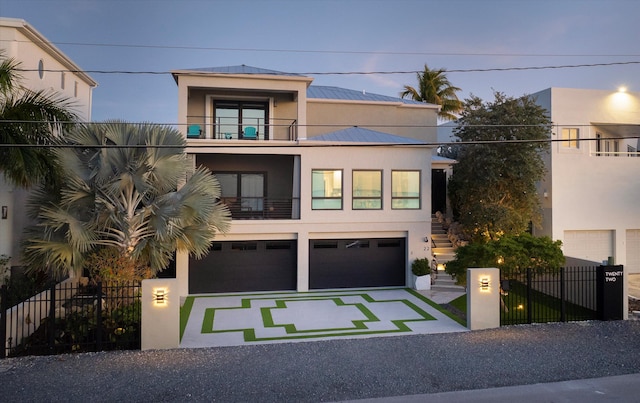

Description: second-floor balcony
[221,197,300,220]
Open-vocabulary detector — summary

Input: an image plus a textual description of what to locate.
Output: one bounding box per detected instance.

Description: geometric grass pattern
[180,288,467,348]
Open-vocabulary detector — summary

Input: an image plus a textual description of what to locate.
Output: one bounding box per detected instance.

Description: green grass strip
[180,296,196,341]
[405,288,467,326]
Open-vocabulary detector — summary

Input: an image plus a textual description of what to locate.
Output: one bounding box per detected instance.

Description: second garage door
[309,238,406,289]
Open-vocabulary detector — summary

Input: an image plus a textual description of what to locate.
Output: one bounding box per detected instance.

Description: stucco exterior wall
[307,100,438,142]
[532,88,640,272]
[177,143,433,293]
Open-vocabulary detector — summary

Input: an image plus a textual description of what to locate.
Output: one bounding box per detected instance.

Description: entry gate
[500,265,624,326]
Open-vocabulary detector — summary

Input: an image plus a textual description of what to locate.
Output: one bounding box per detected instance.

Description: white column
[467,268,500,330]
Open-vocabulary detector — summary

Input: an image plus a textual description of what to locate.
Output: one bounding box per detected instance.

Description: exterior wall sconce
[480,278,490,292]
[154,288,167,305]
[1,206,7,220]
[424,236,429,243]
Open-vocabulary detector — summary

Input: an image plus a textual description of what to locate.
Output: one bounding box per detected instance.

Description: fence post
[48,282,56,354]
[96,282,102,351]
[560,267,566,322]
[526,268,532,324]
[1,285,6,359]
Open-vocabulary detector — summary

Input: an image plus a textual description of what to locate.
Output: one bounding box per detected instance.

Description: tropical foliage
[448,92,551,241]
[22,121,231,278]
[0,51,78,189]
[400,64,463,121]
[445,233,565,286]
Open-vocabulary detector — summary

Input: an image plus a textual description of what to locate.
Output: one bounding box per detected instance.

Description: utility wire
[3,135,640,149]
[3,39,639,58]
[14,61,640,76]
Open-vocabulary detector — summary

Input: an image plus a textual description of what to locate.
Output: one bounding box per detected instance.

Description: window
[60,72,65,89]
[74,81,78,97]
[561,128,579,148]
[312,170,342,210]
[38,59,44,79]
[605,139,619,156]
[216,172,265,213]
[214,101,268,139]
[391,170,420,209]
[353,170,382,209]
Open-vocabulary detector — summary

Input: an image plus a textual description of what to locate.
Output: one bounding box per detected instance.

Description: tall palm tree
[400,64,463,121]
[0,51,78,189]
[22,121,231,278]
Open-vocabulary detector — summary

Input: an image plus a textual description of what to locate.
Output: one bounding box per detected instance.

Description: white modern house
[0,17,97,265]
[171,65,441,295]
[531,87,640,273]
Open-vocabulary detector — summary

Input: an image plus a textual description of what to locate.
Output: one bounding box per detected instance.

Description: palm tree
[22,121,231,278]
[400,64,463,121]
[0,51,78,189]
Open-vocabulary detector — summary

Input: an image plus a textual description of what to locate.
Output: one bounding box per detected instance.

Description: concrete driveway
[179,288,467,348]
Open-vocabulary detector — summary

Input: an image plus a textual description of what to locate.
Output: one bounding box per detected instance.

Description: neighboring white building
[0,17,97,263]
[531,87,640,273]
[171,65,440,295]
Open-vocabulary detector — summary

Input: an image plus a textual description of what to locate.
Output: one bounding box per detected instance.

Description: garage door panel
[627,230,640,274]
[309,238,405,289]
[563,230,613,264]
[189,240,296,293]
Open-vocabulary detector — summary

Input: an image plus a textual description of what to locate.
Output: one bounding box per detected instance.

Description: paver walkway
[180,288,467,348]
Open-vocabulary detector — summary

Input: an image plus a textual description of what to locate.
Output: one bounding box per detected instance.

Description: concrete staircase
[431,215,465,292]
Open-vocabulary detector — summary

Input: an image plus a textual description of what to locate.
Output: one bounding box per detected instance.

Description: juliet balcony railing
[221,197,301,220]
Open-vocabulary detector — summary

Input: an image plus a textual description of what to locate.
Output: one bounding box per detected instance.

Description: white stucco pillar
[142,278,180,350]
[297,232,309,292]
[467,268,500,330]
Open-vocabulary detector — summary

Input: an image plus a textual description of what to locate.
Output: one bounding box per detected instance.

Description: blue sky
[2,0,639,123]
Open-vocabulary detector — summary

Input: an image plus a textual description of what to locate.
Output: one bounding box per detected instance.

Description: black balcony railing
[221,197,300,220]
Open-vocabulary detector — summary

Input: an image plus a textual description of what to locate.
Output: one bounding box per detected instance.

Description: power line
[4,39,639,58]
[3,135,640,149]
[14,61,640,76]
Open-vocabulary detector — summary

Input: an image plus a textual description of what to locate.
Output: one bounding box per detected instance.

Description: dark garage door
[189,240,297,293]
[309,238,406,289]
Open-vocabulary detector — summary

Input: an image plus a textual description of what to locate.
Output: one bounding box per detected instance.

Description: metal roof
[307,85,425,105]
[311,127,425,144]
[180,65,304,77]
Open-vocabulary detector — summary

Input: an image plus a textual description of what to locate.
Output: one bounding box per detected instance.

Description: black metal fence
[500,266,597,325]
[1,280,141,358]
[500,265,624,325]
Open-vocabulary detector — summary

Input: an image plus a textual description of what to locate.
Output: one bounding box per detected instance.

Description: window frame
[561,128,580,149]
[352,170,383,210]
[311,169,343,210]
[391,170,421,210]
[215,171,267,215]
[213,100,269,140]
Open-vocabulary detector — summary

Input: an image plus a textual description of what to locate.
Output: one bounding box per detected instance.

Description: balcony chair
[243,126,258,140]
[187,124,202,138]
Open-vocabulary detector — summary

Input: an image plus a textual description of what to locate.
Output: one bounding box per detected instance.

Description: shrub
[411,258,431,276]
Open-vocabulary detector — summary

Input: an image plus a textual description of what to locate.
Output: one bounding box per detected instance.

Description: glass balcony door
[214,101,267,139]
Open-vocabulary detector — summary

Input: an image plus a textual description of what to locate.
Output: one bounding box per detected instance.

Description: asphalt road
[1,320,640,402]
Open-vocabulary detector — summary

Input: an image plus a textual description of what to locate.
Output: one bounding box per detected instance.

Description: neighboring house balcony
[557,124,640,158]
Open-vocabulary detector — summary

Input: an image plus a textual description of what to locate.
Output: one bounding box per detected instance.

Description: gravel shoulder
[1,320,640,402]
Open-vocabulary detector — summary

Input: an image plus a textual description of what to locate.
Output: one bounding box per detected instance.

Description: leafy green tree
[400,64,463,121]
[448,92,551,241]
[22,121,231,279]
[445,233,565,286]
[0,51,77,189]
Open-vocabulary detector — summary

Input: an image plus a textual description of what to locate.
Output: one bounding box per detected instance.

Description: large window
[391,170,420,209]
[561,128,579,148]
[312,170,343,210]
[353,170,382,210]
[214,101,267,139]
[216,172,265,213]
